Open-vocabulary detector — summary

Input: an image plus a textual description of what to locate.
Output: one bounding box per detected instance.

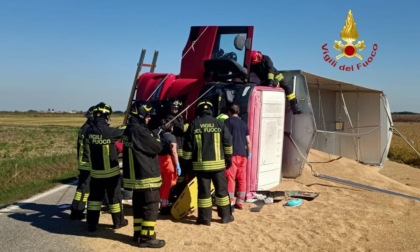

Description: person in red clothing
[224,104,252,210]
[156,116,181,215]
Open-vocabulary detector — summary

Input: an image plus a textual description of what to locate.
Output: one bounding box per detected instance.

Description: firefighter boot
[217,202,234,216]
[290,98,302,114]
[86,210,100,232]
[139,234,166,248]
[219,205,235,224]
[196,207,212,226]
[112,212,128,229]
[133,231,140,243]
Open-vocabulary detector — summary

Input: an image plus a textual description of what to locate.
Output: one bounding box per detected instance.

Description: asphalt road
[0,182,95,252]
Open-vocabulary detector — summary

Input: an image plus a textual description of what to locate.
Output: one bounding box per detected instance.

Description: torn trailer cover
[280,70,393,178]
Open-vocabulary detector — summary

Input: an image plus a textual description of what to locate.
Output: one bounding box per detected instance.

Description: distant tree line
[392,112,420,122]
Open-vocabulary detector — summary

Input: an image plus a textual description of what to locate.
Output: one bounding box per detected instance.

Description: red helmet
[250,50,263,65]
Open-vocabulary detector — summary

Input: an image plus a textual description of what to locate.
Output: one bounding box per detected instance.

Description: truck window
[213,33,246,67]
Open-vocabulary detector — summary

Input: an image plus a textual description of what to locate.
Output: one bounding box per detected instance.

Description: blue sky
[1,0,419,112]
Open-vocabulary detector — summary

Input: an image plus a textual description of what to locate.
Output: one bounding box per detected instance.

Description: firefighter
[183,100,234,225]
[70,105,94,220]
[86,102,128,232]
[169,100,186,166]
[167,100,191,201]
[156,116,181,215]
[224,104,252,210]
[122,100,165,248]
[250,50,302,114]
[169,100,185,150]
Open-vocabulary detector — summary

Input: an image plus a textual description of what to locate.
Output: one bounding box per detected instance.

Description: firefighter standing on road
[183,100,234,225]
[70,105,94,220]
[250,50,302,114]
[86,102,128,232]
[122,100,165,248]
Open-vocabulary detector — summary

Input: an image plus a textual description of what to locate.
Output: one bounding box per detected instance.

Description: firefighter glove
[225,155,232,169]
[176,163,182,176]
[263,79,276,87]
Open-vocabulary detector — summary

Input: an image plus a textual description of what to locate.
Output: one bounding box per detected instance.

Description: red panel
[244,26,254,75]
[135,73,163,100]
[135,73,176,101]
[246,88,261,196]
[179,26,218,79]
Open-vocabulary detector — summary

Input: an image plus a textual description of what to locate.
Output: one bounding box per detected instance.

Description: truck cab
[133,26,307,195]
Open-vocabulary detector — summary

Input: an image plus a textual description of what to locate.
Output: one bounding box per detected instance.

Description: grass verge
[0,154,78,205]
[0,113,124,206]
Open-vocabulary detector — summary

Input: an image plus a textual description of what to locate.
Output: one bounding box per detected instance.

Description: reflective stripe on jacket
[77,120,92,171]
[183,114,232,172]
[122,117,163,189]
[86,118,123,178]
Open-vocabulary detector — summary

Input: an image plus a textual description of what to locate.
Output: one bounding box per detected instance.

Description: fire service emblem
[321,10,378,71]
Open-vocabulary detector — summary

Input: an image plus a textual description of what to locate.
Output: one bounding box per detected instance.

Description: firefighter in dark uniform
[167,100,192,200]
[169,100,185,154]
[86,102,128,232]
[122,100,165,248]
[183,100,234,225]
[70,105,94,220]
[250,50,302,114]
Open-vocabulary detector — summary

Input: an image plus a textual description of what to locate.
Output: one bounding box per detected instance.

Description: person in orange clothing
[224,104,251,210]
[157,116,181,214]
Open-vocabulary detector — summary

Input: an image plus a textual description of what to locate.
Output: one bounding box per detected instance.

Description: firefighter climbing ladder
[123,49,159,124]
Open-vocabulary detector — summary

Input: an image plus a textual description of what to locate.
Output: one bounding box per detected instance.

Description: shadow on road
[7,202,138,247]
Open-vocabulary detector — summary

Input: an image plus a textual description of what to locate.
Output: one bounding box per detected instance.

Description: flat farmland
[0,112,124,205]
[0,112,125,127]
[0,112,418,206]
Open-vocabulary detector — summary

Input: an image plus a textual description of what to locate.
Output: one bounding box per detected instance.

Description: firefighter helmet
[85,106,95,119]
[171,99,183,109]
[196,100,213,115]
[250,50,263,65]
[93,102,112,118]
[130,100,155,120]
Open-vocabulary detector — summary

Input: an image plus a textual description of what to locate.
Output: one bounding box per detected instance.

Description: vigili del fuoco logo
[322,10,378,71]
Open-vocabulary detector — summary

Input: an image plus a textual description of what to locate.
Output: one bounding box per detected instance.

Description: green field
[0,112,124,205]
[0,112,418,206]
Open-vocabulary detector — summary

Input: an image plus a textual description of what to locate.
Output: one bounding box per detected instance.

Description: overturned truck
[126,26,393,195]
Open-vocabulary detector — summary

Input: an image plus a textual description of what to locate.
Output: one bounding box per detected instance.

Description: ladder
[123,49,159,124]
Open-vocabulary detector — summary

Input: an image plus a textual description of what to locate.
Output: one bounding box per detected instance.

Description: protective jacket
[86,118,123,178]
[122,117,163,190]
[250,54,284,84]
[171,115,185,157]
[183,114,233,171]
[77,120,92,171]
[71,118,93,220]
